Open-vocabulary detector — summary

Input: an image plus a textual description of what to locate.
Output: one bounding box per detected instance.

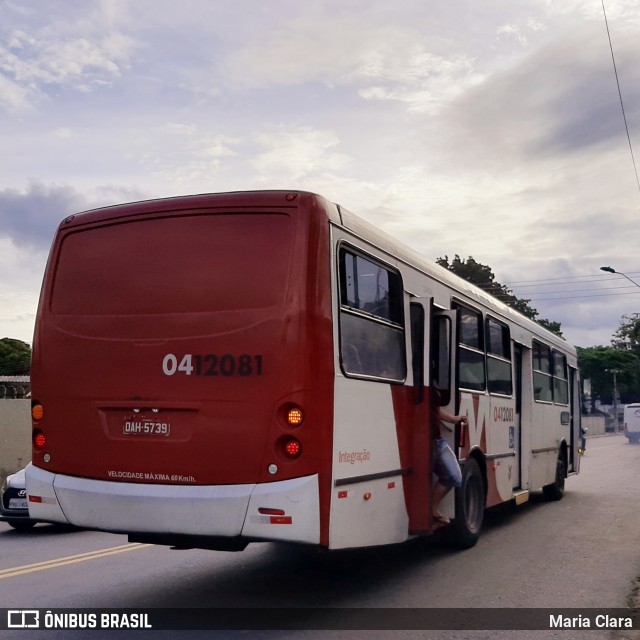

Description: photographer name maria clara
[550,614,633,629]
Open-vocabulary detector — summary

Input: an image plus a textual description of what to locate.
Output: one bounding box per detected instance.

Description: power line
[474,281,640,303]
[513,284,636,297]
[510,277,619,290]
[485,289,640,303]
[527,289,640,302]
[503,271,640,286]
[602,0,640,199]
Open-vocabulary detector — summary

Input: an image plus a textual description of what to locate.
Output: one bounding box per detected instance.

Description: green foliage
[0,338,32,375]
[577,345,640,406]
[612,313,640,355]
[436,255,564,338]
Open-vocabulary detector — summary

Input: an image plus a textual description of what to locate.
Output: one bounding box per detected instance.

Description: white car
[0,466,36,529]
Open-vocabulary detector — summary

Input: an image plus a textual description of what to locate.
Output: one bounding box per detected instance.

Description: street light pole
[600,266,640,289]
[600,266,637,433]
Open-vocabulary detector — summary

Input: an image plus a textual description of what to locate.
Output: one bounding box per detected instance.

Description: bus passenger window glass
[459,307,482,349]
[343,253,357,308]
[487,358,512,395]
[533,341,553,402]
[431,315,452,406]
[486,318,510,359]
[486,318,512,395]
[533,342,551,374]
[340,314,406,381]
[459,348,486,392]
[338,248,406,382]
[340,252,402,324]
[553,352,567,378]
[534,372,553,402]
[455,304,485,392]
[553,351,569,405]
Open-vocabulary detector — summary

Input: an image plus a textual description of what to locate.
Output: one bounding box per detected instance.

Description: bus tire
[450,458,485,549]
[543,455,565,501]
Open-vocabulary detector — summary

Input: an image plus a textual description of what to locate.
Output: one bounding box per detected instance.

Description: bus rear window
[51,213,293,315]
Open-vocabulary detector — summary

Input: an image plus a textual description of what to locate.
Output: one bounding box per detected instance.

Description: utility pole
[606,368,622,433]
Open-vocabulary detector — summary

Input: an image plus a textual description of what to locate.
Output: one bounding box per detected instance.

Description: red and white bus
[26,191,581,550]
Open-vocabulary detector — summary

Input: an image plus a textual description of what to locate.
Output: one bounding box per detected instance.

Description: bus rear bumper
[25,465,320,545]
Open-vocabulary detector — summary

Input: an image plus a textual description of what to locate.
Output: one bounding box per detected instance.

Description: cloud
[223,9,484,115]
[251,127,353,183]
[0,182,91,249]
[0,0,638,348]
[0,3,136,114]
[496,24,529,47]
[438,22,640,178]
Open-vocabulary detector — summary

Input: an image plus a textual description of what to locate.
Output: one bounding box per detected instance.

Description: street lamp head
[599,266,640,288]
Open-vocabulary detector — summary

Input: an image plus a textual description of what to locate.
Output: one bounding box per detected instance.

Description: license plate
[123,418,171,436]
[9,498,28,510]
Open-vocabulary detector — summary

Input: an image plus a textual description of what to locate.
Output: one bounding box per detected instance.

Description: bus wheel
[450,458,485,549]
[543,455,565,501]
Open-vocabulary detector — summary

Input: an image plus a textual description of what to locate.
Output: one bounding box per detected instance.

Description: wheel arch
[559,439,568,478]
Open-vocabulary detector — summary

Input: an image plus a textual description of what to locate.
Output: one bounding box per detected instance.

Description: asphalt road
[1,434,639,640]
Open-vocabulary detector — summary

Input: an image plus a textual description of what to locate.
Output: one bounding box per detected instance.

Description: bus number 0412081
[162,353,264,377]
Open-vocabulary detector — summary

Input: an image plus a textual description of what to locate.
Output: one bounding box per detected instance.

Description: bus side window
[552,351,569,405]
[486,317,513,396]
[431,314,452,406]
[456,305,486,392]
[532,341,553,402]
[338,247,406,382]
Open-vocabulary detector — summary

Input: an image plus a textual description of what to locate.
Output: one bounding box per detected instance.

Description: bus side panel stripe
[391,385,432,534]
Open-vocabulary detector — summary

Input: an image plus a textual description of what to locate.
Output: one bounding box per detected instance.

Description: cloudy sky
[1,0,639,348]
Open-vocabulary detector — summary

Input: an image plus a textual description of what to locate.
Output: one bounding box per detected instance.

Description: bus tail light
[283,437,302,459]
[33,428,46,450]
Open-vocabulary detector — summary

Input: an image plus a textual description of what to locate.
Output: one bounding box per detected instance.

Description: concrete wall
[582,414,607,437]
[0,399,31,486]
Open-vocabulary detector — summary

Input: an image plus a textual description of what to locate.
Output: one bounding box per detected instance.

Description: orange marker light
[32,404,44,421]
[287,407,304,426]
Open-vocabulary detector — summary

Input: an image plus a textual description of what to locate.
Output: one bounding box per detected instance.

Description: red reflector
[458,420,467,448]
[29,495,43,503]
[338,490,348,499]
[258,508,286,516]
[388,482,396,489]
[269,516,292,525]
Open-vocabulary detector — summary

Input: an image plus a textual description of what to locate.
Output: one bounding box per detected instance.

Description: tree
[577,345,640,408]
[0,338,31,375]
[612,313,640,355]
[436,255,563,337]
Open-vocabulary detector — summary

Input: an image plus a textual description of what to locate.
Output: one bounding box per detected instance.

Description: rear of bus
[26,191,335,549]
[623,404,640,443]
